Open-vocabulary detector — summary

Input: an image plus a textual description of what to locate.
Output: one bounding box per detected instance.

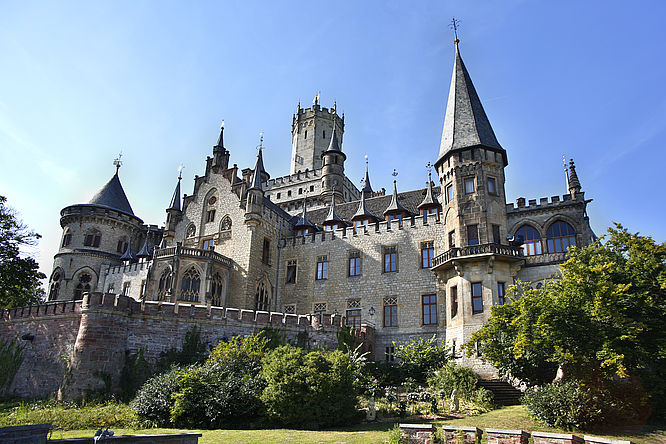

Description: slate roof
[88,172,135,216]
[250,149,267,190]
[168,177,182,211]
[383,181,410,216]
[436,42,504,166]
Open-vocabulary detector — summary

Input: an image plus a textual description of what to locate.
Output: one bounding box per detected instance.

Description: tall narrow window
[348,251,361,276]
[206,209,216,223]
[421,241,434,268]
[211,273,223,306]
[262,238,271,264]
[383,297,398,327]
[498,282,506,305]
[286,259,297,284]
[446,184,454,204]
[472,282,483,314]
[346,300,362,329]
[464,177,475,194]
[422,294,437,325]
[449,231,456,248]
[180,267,201,302]
[385,345,395,362]
[49,272,61,301]
[467,225,479,246]
[116,236,129,254]
[255,280,271,311]
[62,229,72,247]
[492,225,501,244]
[316,255,328,280]
[487,177,497,195]
[383,246,397,273]
[157,269,172,300]
[122,282,131,296]
[450,286,458,318]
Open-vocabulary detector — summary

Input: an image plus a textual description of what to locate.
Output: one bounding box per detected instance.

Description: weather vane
[113,152,123,172]
[257,131,265,151]
[449,17,460,43]
[392,169,398,178]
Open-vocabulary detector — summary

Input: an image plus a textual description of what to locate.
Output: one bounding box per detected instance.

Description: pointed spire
[418,170,440,209]
[324,194,346,225]
[294,197,316,229]
[352,190,377,221]
[435,35,504,167]
[215,121,225,149]
[383,177,408,216]
[361,155,373,197]
[88,168,135,216]
[168,168,182,211]
[249,146,267,191]
[137,235,152,259]
[568,158,582,198]
[325,123,342,152]
[120,241,136,262]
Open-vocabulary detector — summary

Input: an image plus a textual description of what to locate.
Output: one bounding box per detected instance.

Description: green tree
[466,224,666,415]
[393,335,449,383]
[0,196,45,308]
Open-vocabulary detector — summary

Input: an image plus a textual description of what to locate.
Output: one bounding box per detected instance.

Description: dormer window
[422,207,439,223]
[387,213,403,227]
[324,224,337,231]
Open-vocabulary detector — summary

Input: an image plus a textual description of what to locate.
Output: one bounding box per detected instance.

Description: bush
[208,332,270,373]
[2,400,138,430]
[156,326,209,371]
[171,362,264,428]
[428,363,478,400]
[130,366,181,427]
[393,335,448,383]
[523,379,650,430]
[261,345,360,428]
[365,361,408,388]
[0,337,24,394]
[119,348,152,402]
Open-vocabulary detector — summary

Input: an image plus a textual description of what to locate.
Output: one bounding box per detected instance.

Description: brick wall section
[399,424,434,444]
[0,302,81,398]
[0,293,344,400]
[485,428,530,444]
[440,426,481,444]
[583,436,633,444]
[0,423,50,443]
[532,431,584,444]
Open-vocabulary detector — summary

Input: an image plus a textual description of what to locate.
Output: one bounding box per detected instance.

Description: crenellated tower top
[291,97,344,174]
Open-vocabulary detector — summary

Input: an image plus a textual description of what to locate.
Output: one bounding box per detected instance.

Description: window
[422,207,439,223]
[323,130,326,138]
[354,219,369,232]
[449,230,456,248]
[206,209,216,223]
[459,152,463,162]
[202,238,214,250]
[383,297,398,327]
[325,224,338,231]
[383,246,397,273]
[445,183,453,204]
[284,304,296,314]
[286,259,297,284]
[62,229,72,247]
[387,213,403,227]
[450,286,458,318]
[316,255,328,280]
[287,190,292,197]
[262,238,271,264]
[304,130,308,139]
[122,282,131,296]
[255,280,271,311]
[74,273,92,300]
[83,229,101,248]
[276,192,281,199]
[498,282,506,305]
[472,282,483,314]
[313,302,327,320]
[470,148,476,160]
[211,273,223,306]
[139,279,146,299]
[487,177,497,195]
[346,306,362,329]
[464,177,475,194]
[516,225,542,256]
[49,272,61,301]
[492,225,501,244]
[385,345,395,362]
[157,269,172,300]
[421,241,434,268]
[310,185,314,192]
[298,188,303,195]
[348,251,361,276]
[116,236,129,254]
[180,267,201,302]
[546,221,576,253]
[422,294,437,325]
[467,224,479,246]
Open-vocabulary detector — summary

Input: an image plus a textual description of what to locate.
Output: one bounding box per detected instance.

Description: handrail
[432,243,522,268]
[153,245,232,267]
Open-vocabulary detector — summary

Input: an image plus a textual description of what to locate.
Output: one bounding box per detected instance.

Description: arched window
[49,271,61,301]
[186,224,196,238]
[220,215,232,231]
[74,273,92,300]
[157,268,172,301]
[515,225,542,256]
[255,280,271,312]
[211,272,224,306]
[180,267,201,302]
[83,229,101,248]
[61,228,72,247]
[116,236,129,254]
[546,221,576,253]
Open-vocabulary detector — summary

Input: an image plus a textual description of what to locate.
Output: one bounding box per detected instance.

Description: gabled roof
[418,171,440,209]
[436,41,504,166]
[88,171,135,216]
[383,181,409,216]
[361,160,373,196]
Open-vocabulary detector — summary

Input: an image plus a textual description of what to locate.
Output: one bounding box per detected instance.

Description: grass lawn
[40,406,666,444]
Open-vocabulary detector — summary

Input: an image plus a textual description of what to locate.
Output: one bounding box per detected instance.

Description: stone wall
[1,293,343,400]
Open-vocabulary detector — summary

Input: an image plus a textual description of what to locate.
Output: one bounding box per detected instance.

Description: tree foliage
[393,335,449,383]
[0,196,45,308]
[466,224,666,416]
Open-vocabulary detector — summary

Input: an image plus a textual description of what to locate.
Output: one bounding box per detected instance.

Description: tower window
[323,130,326,139]
[299,188,303,195]
[286,259,297,284]
[305,130,308,139]
[316,255,328,280]
[472,282,483,314]
[467,225,479,246]
[421,241,434,268]
[276,192,281,199]
[459,152,463,162]
[83,229,101,248]
[74,273,92,300]
[288,190,292,197]
[62,229,72,247]
[449,230,456,249]
[464,177,475,194]
[116,236,129,254]
[262,238,271,264]
[487,177,497,195]
[498,282,506,305]
[470,149,476,160]
[445,183,453,204]
[310,185,314,192]
[546,221,577,253]
[450,286,458,318]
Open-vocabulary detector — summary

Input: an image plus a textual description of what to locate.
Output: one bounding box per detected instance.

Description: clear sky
[1,1,665,282]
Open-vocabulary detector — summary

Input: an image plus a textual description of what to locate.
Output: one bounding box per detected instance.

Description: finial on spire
[450,17,460,44]
[113,152,123,174]
[313,91,320,105]
[257,131,265,152]
[563,154,569,189]
[221,120,225,129]
[177,164,184,180]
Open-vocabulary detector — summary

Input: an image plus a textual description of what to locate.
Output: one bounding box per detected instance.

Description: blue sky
[1,1,665,280]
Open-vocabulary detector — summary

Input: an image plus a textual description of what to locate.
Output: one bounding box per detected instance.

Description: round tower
[290,98,344,174]
[48,164,144,301]
[320,122,346,203]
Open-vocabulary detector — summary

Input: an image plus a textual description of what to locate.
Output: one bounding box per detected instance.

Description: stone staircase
[478,379,523,405]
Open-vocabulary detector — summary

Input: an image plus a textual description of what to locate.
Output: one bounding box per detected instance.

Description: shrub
[261,345,360,428]
[130,366,181,427]
[365,361,407,388]
[393,335,448,383]
[119,348,152,402]
[3,400,139,430]
[170,362,264,428]
[156,326,209,371]
[428,363,478,400]
[0,337,24,394]
[208,333,270,373]
[387,424,407,444]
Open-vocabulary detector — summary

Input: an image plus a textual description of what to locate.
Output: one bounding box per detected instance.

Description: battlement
[1,300,82,321]
[293,104,342,120]
[60,204,144,225]
[506,192,586,212]
[107,260,151,275]
[265,168,320,188]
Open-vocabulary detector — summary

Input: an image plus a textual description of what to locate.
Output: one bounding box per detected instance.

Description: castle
[43,38,595,376]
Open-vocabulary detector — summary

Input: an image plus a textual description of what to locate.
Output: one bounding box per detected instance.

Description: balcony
[431,242,523,270]
[154,245,233,268]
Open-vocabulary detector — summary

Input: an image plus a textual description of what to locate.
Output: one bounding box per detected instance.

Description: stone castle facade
[43,40,595,376]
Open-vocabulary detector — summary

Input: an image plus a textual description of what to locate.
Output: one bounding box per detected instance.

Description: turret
[417,170,442,223]
[212,121,230,170]
[293,197,317,236]
[245,147,267,227]
[361,155,374,199]
[320,122,346,202]
[164,170,183,244]
[567,158,582,199]
[383,176,410,227]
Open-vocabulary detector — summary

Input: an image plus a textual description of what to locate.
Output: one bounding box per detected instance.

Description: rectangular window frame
[286,259,297,284]
[206,209,216,223]
[348,251,361,276]
[383,246,398,273]
[445,183,454,204]
[422,294,437,325]
[202,238,215,250]
[383,296,398,327]
[492,224,501,244]
[464,177,475,194]
[487,177,498,195]
[472,282,484,314]
[262,238,271,265]
[316,255,328,280]
[450,286,458,318]
[420,241,434,268]
[345,308,362,329]
[467,224,479,246]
